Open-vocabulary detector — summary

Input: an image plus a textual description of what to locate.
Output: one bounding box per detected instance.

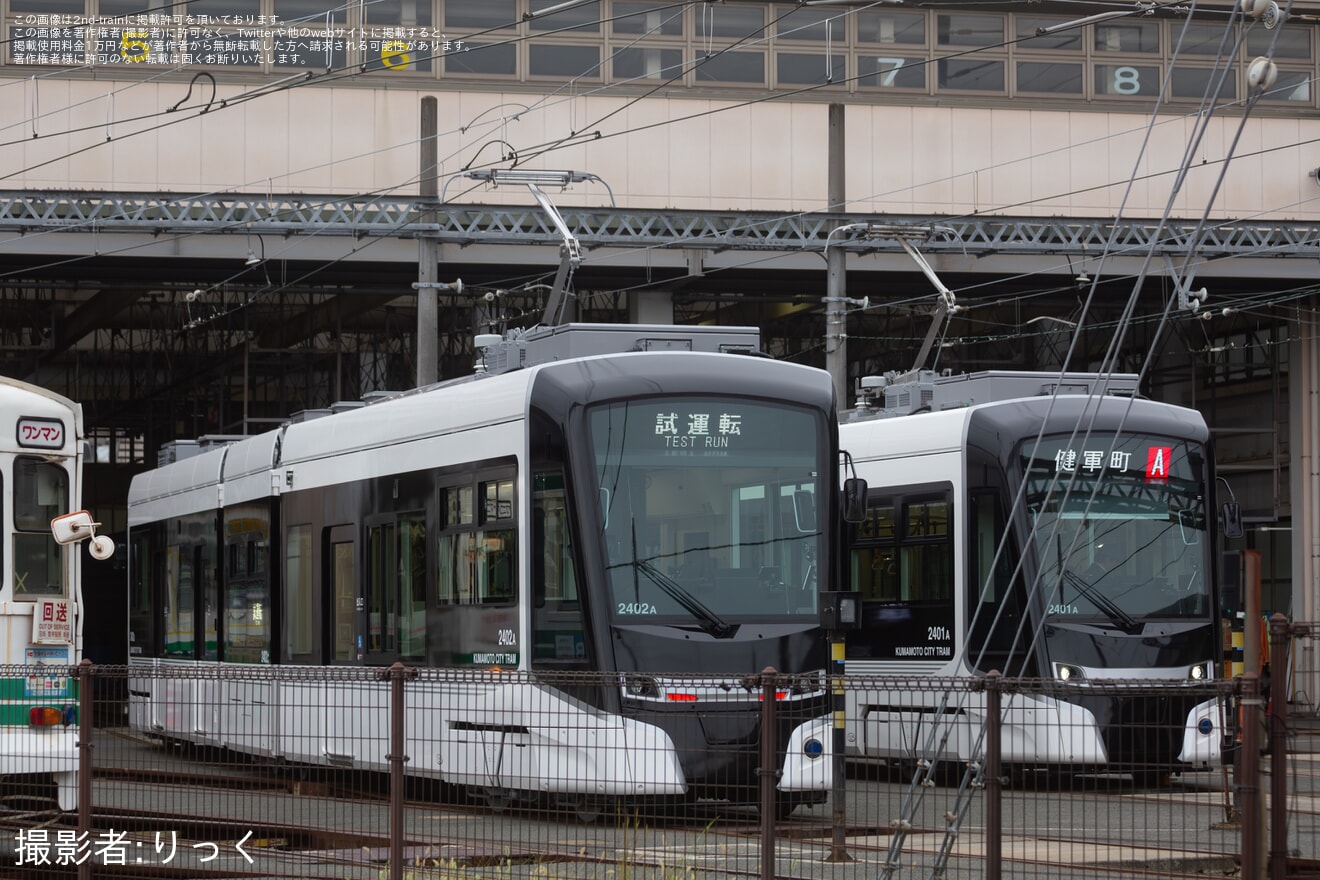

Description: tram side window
[223,506,271,664]
[366,521,397,655]
[904,498,952,599]
[532,471,586,667]
[12,458,67,598]
[285,524,314,662]
[165,512,217,659]
[330,535,356,663]
[437,479,516,606]
[535,478,578,605]
[128,531,157,657]
[399,515,427,661]
[850,487,955,661]
[853,494,951,603]
[362,511,426,662]
[966,489,1035,676]
[854,502,898,601]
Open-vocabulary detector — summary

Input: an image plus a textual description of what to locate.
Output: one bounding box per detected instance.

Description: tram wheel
[569,795,605,825]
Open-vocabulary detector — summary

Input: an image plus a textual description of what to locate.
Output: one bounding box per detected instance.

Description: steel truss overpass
[0,189,1314,472]
[1,190,1319,262]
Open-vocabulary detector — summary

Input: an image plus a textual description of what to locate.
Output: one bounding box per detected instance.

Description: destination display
[16,417,64,450]
[593,398,817,458]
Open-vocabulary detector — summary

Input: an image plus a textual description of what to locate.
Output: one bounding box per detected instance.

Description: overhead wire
[5,1,1314,348]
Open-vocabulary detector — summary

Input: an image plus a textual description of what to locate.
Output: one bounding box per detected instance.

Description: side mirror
[1221,501,1244,540]
[842,478,868,524]
[89,536,116,560]
[50,510,116,561]
[51,510,99,545]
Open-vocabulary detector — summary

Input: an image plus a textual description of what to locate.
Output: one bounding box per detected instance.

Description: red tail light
[29,707,64,726]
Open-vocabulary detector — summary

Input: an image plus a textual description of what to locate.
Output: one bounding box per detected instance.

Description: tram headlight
[789,672,825,695]
[1188,662,1212,681]
[624,675,659,699]
[1053,663,1085,682]
[803,737,824,759]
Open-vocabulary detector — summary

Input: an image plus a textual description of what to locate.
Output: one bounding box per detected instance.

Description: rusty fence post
[983,671,1002,880]
[1269,614,1292,880]
[759,666,779,880]
[386,662,412,880]
[1241,671,1262,880]
[827,633,851,863]
[76,659,94,880]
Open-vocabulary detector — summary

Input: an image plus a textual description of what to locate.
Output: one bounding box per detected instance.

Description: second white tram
[840,370,1235,781]
[127,323,857,817]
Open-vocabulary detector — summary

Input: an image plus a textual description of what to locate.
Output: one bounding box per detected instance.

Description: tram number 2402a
[618,602,659,616]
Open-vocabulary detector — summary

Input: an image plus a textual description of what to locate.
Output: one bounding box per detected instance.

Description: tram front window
[588,398,825,629]
[1024,434,1210,622]
[13,458,68,598]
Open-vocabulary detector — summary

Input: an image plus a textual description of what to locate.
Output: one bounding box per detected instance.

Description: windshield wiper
[1062,571,1141,635]
[633,557,737,639]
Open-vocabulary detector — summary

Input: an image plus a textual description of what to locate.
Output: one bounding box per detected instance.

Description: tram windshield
[588,397,825,629]
[1023,433,1210,624]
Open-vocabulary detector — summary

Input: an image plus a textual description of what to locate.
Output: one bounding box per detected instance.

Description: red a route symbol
[1146,446,1173,480]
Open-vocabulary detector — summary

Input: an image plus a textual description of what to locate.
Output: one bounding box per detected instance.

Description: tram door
[364,516,397,664]
[192,540,221,741]
[322,524,375,766]
[325,525,360,664]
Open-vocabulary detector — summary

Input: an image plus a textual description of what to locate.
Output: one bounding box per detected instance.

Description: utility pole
[417,97,439,387]
[824,104,847,408]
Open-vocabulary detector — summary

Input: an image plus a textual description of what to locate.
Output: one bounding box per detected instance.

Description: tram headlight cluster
[623,675,660,699]
[1053,663,1085,682]
[788,672,825,695]
[1187,662,1213,681]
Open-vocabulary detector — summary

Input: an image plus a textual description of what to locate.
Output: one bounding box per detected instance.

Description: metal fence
[2,624,1315,879]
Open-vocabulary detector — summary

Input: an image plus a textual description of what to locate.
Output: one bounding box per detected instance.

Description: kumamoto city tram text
[125,323,859,817]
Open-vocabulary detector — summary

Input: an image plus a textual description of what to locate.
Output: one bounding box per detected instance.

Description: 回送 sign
[33,598,73,645]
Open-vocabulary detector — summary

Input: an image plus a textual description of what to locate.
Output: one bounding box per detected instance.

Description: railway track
[0,750,841,879]
[0,731,1254,879]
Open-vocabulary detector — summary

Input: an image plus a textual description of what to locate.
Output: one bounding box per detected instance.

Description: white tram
[127,324,856,816]
[840,370,1238,781]
[0,376,112,809]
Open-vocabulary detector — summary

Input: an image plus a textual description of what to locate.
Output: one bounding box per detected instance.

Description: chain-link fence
[0,648,1307,880]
